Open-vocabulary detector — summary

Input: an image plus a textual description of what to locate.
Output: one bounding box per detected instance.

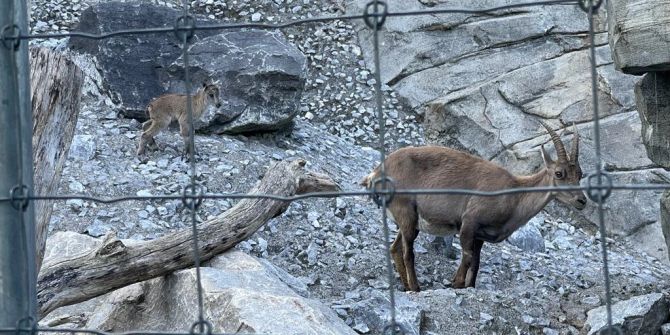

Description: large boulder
[167,30,307,134]
[607,0,670,74]
[69,2,306,134]
[68,1,219,119]
[585,293,670,335]
[635,72,670,169]
[42,232,357,334]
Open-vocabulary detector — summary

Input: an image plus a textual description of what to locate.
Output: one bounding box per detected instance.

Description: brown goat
[361,122,586,291]
[137,82,222,156]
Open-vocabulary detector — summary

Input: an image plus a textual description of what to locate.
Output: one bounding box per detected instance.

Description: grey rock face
[350,0,605,110]
[636,72,670,169]
[168,30,307,134]
[68,1,219,119]
[607,0,670,74]
[585,293,670,335]
[422,50,638,167]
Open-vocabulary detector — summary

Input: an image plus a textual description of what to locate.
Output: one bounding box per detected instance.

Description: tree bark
[37,159,339,318]
[30,47,84,271]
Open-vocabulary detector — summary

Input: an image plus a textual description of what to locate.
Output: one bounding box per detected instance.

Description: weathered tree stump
[37,159,339,317]
[31,47,84,271]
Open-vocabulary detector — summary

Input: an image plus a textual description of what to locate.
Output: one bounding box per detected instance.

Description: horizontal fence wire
[0,0,628,333]
[0,183,666,204]
[13,0,580,40]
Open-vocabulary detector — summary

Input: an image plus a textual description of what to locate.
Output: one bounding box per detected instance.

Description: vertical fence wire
[368,0,401,332]
[586,0,615,332]
[177,0,207,329]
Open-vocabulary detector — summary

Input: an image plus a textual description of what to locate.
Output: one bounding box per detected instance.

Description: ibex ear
[540,144,553,166]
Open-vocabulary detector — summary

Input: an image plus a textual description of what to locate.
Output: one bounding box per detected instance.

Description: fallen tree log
[37,159,339,317]
[31,47,84,271]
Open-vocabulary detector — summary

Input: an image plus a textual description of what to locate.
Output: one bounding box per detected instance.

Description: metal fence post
[0,0,37,325]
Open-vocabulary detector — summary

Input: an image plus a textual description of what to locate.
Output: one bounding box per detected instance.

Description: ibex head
[202,81,222,108]
[539,121,587,210]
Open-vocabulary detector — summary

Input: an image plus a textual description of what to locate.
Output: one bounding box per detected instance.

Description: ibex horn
[539,121,568,163]
[571,122,579,162]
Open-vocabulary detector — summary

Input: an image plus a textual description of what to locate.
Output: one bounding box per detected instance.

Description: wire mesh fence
[0,0,657,333]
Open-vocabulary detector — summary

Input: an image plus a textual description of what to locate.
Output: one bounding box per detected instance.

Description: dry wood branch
[37,159,339,317]
[31,47,84,271]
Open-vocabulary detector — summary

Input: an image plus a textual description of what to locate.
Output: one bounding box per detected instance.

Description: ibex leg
[141,120,152,131]
[464,239,484,287]
[389,202,420,291]
[178,116,197,157]
[390,232,409,290]
[137,118,167,155]
[400,226,419,291]
[453,221,477,288]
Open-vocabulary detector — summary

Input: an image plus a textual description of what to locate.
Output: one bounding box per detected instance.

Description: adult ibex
[137,81,222,156]
[361,122,586,291]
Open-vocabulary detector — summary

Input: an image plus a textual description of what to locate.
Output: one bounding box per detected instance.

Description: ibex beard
[361,121,586,291]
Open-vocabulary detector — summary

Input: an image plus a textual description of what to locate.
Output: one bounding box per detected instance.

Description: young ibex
[361,122,586,291]
[136,81,222,156]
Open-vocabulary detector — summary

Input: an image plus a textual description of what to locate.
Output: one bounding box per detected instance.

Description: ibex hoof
[451,281,466,289]
[403,284,420,292]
